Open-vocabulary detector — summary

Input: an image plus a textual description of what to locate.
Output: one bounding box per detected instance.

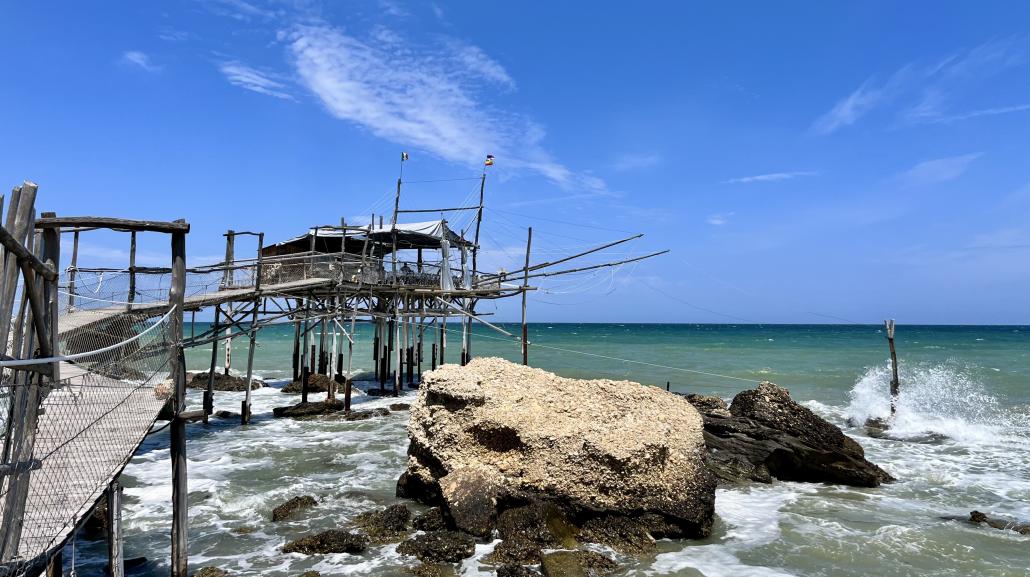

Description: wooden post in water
[885,319,900,415]
[222,231,235,376]
[106,481,124,577]
[292,317,301,382]
[169,226,188,577]
[204,306,221,424]
[521,227,533,365]
[242,300,259,424]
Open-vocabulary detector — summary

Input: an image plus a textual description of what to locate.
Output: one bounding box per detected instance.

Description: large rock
[282,530,368,554]
[282,373,335,394]
[399,358,716,539]
[187,371,263,391]
[396,531,476,563]
[353,504,412,543]
[271,495,318,522]
[687,383,893,487]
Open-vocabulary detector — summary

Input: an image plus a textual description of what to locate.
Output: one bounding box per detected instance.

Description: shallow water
[62,323,1030,576]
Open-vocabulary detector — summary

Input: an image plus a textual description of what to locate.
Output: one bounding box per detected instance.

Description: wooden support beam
[34,216,191,233]
[522,227,532,365]
[169,228,188,577]
[106,481,124,577]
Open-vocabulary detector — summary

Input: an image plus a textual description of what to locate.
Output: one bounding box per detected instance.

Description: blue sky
[2,1,1029,323]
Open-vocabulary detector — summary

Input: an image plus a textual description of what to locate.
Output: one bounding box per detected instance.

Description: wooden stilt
[204,306,220,423]
[46,549,62,577]
[126,231,136,311]
[67,229,79,311]
[291,318,301,382]
[169,228,188,577]
[106,481,124,577]
[242,300,258,424]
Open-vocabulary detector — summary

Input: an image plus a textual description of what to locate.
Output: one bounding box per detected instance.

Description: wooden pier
[0,165,663,576]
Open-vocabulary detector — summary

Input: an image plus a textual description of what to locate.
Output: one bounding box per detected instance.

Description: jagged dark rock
[968,510,1030,535]
[539,551,616,577]
[390,403,412,411]
[353,504,411,543]
[408,564,456,577]
[193,569,229,577]
[187,371,262,391]
[340,408,391,421]
[486,501,577,566]
[497,566,542,577]
[412,507,447,532]
[214,410,240,419]
[686,382,893,487]
[272,400,346,419]
[271,495,317,522]
[439,467,501,538]
[298,572,321,577]
[578,515,655,554]
[282,529,368,554]
[396,531,476,564]
[282,373,334,394]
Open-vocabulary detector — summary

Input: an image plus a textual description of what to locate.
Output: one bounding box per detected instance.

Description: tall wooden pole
[242,300,258,424]
[521,227,533,365]
[106,481,124,577]
[885,319,900,415]
[127,231,137,310]
[222,231,235,376]
[67,229,79,311]
[169,227,188,577]
[204,306,220,424]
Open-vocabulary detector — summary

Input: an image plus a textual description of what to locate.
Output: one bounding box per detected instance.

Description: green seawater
[67,323,1030,577]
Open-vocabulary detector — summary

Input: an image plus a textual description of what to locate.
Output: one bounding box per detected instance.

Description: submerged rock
[688,382,893,487]
[578,514,656,554]
[272,400,346,419]
[187,371,263,391]
[297,572,321,577]
[390,403,412,411]
[282,529,368,554]
[408,563,456,577]
[968,510,1030,535]
[497,566,542,577]
[396,531,476,564]
[354,504,412,543]
[193,569,229,577]
[340,408,391,421]
[487,501,577,565]
[539,551,616,577]
[271,495,317,522]
[400,358,716,539]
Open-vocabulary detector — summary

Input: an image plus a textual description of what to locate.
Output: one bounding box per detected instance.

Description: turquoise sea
[70,323,1030,576]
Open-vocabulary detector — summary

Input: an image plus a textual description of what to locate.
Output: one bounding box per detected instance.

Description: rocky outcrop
[685,383,893,487]
[271,495,317,522]
[282,373,335,394]
[354,504,412,543]
[272,400,346,419]
[399,358,716,543]
[412,507,447,532]
[396,531,476,563]
[539,551,616,577]
[193,568,229,577]
[282,530,368,554]
[187,371,263,391]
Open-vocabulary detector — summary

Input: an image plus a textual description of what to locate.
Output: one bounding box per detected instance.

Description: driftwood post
[169,226,188,577]
[521,227,533,365]
[885,319,900,415]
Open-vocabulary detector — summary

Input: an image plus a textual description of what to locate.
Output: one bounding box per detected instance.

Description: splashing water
[846,361,1025,444]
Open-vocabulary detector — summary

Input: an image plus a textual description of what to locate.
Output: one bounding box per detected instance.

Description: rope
[0,306,177,367]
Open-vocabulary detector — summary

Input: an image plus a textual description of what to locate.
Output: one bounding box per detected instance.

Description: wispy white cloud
[201,0,277,21]
[814,38,1025,133]
[284,23,604,192]
[895,153,981,188]
[930,103,1030,124]
[723,171,817,184]
[612,152,662,172]
[707,212,734,226]
[121,50,161,73]
[219,61,295,100]
[158,27,191,43]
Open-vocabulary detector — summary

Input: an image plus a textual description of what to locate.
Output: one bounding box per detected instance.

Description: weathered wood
[45,549,61,577]
[67,230,79,310]
[242,300,259,424]
[885,319,900,415]
[34,216,190,234]
[0,223,57,282]
[106,481,124,577]
[169,229,188,577]
[127,231,137,310]
[522,227,532,365]
[204,307,221,423]
[41,214,60,383]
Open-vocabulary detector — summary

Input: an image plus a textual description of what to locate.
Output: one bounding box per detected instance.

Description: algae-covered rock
[282,529,368,554]
[353,504,411,543]
[396,531,476,564]
[271,495,317,522]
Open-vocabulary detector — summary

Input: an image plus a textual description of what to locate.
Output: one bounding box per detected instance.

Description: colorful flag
[401,152,409,162]
[485,154,495,166]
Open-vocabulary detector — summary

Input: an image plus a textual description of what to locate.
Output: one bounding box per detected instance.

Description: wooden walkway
[16,363,167,563]
[60,277,335,335]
